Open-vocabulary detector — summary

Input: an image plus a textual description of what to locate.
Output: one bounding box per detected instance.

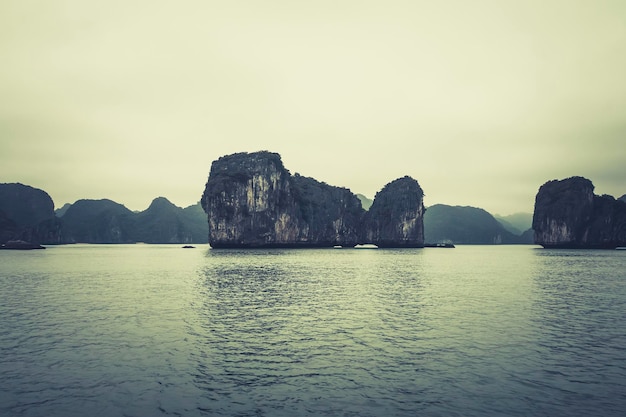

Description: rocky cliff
[201,151,425,248]
[201,152,363,247]
[0,183,62,244]
[363,176,425,247]
[532,177,626,248]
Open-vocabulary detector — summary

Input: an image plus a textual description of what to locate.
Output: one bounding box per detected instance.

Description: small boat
[0,240,45,250]
[354,244,379,249]
[424,243,455,248]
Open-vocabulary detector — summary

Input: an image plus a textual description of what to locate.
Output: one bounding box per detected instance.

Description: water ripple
[1,245,626,416]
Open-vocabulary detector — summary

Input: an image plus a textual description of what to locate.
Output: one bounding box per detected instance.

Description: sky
[1,0,625,216]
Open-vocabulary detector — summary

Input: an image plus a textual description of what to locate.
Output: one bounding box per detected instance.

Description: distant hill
[356,194,373,210]
[0,183,62,244]
[494,212,533,235]
[181,203,211,243]
[135,197,207,243]
[55,203,72,217]
[424,204,531,244]
[61,199,137,243]
[59,197,208,244]
[619,194,626,203]
[0,183,55,227]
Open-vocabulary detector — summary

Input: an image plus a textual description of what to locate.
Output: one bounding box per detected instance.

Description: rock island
[200,151,425,248]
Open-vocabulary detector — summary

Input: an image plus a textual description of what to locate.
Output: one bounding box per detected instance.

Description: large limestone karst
[363,176,425,247]
[201,151,426,248]
[532,176,626,248]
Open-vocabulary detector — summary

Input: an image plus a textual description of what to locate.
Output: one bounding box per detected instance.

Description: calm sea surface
[1,244,625,417]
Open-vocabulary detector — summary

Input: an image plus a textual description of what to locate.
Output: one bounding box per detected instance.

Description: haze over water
[1,245,625,416]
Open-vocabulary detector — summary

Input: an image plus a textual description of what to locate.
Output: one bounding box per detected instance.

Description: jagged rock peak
[532,176,626,249]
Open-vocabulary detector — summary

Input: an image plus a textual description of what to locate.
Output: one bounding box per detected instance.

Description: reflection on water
[1,245,625,416]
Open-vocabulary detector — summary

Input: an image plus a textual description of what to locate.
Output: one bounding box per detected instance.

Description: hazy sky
[1,0,625,215]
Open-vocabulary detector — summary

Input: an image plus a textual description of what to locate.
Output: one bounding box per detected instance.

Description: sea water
[1,245,625,417]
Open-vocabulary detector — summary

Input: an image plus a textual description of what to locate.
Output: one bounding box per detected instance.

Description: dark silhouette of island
[0,183,62,246]
[0,183,209,245]
[200,151,425,248]
[424,204,533,244]
[533,176,626,248]
[59,198,208,244]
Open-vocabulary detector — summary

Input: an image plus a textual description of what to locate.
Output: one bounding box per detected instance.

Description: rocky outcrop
[0,183,62,244]
[424,204,529,244]
[532,177,626,248]
[201,151,425,248]
[291,173,364,246]
[201,152,362,247]
[363,176,425,247]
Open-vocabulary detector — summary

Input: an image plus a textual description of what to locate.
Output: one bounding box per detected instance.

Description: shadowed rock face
[201,152,425,248]
[532,177,626,248]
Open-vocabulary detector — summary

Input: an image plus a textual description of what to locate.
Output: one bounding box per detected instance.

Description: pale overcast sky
[1,0,625,215]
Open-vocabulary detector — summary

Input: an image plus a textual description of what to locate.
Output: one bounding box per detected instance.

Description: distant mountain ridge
[0,183,209,245]
[493,213,533,235]
[60,197,208,244]
[424,204,532,244]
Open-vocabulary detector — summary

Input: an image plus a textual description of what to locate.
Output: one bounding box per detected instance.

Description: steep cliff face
[202,154,426,248]
[532,177,626,248]
[0,183,62,244]
[363,176,425,247]
[201,152,299,247]
[201,151,365,247]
